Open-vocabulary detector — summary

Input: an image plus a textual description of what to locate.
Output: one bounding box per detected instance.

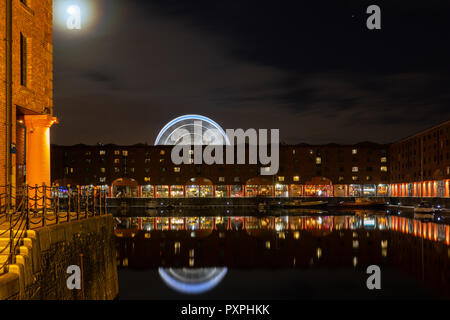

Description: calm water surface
[115,210,450,299]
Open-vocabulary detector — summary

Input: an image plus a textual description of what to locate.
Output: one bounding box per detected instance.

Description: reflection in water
[115,212,450,298]
[158,267,228,295]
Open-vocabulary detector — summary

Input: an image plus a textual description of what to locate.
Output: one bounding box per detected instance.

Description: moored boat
[336,197,386,209]
[282,199,328,209]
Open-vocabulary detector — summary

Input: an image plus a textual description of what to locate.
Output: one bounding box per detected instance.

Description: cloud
[52,0,450,145]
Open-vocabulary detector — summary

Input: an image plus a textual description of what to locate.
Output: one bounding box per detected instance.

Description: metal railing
[0,184,108,275]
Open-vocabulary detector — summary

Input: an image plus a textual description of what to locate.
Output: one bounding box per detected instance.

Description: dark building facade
[389,120,450,197]
[51,142,390,198]
[50,120,450,198]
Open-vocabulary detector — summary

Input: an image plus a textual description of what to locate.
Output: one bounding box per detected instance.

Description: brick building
[389,120,450,197]
[51,142,390,198]
[51,120,450,198]
[0,0,56,189]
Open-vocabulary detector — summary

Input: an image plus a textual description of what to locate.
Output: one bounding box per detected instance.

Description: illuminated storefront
[376,184,389,196]
[111,178,138,198]
[275,184,289,197]
[349,184,362,197]
[333,185,347,197]
[245,178,273,197]
[362,184,376,197]
[289,185,303,197]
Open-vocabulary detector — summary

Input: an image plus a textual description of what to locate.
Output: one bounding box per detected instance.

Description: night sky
[52,0,450,146]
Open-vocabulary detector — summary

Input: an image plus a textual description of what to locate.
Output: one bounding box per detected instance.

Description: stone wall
[0,214,119,300]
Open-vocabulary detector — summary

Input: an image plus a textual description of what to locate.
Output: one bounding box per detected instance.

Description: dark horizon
[52,0,450,145]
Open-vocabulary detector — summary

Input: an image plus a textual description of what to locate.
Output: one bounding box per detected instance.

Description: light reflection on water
[115,210,450,299]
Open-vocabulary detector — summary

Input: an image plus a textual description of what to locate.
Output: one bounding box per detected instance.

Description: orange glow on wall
[445,180,449,198]
[24,115,58,187]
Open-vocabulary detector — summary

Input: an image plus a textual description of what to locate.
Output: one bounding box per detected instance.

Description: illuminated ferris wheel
[154,115,230,146]
[158,267,228,294]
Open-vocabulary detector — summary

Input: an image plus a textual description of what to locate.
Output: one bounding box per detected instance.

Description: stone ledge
[0,271,20,300]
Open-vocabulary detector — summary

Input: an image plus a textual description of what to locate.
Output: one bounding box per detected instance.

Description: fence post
[77,185,80,220]
[104,188,107,214]
[34,184,38,214]
[85,187,88,218]
[9,212,13,265]
[25,184,29,230]
[93,187,96,216]
[99,187,102,216]
[55,185,60,224]
[67,185,71,222]
[42,183,47,227]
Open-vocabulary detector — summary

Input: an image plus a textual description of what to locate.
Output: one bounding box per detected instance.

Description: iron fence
[0,184,108,275]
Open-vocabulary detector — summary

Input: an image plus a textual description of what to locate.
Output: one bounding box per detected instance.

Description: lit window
[145,158,151,163]
[144,177,151,182]
[381,157,387,163]
[174,242,180,254]
[380,166,388,172]
[309,149,313,155]
[278,176,285,182]
[99,150,106,155]
[160,150,165,155]
[338,176,344,182]
[130,168,135,173]
[352,166,359,172]
[114,158,120,164]
[70,168,74,173]
[352,176,358,181]
[352,149,358,155]
[293,176,300,182]
[316,157,322,164]
[99,177,106,183]
[366,176,372,181]
[174,167,180,173]
[219,177,225,182]
[100,168,106,173]
[292,149,296,155]
[122,150,128,156]
[114,167,120,173]
[160,159,164,163]
[114,150,120,155]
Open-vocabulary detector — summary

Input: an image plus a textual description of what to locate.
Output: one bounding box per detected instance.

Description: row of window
[94,175,379,184]
[66,165,389,175]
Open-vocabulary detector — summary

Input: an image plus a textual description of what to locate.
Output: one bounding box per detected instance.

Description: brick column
[24,114,57,186]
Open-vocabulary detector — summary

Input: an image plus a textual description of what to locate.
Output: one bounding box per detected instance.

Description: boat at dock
[281,199,328,209]
[335,197,386,209]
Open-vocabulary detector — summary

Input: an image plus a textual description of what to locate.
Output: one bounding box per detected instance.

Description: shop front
[246,177,274,197]
[185,177,214,198]
[376,184,389,196]
[275,184,289,197]
[304,177,333,197]
[142,185,155,198]
[111,178,139,198]
[333,185,347,197]
[362,184,377,197]
[289,184,303,197]
[349,184,362,197]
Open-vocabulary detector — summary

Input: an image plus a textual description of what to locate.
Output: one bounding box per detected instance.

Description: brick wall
[0,0,53,187]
